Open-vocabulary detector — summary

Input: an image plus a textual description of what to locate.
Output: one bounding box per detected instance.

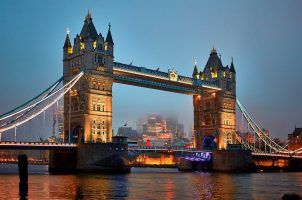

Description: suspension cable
[0,72,84,132]
[236,99,289,153]
[0,72,82,128]
[0,77,63,120]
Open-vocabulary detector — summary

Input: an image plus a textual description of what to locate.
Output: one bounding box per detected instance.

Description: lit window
[80,42,85,50]
[93,41,97,49]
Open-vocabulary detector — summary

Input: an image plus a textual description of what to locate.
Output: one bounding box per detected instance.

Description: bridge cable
[0,72,84,133]
[0,77,63,120]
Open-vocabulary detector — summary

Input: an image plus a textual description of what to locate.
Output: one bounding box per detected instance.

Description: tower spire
[192,60,199,78]
[230,57,236,73]
[105,22,114,44]
[86,9,92,21]
[211,45,217,55]
[63,32,72,49]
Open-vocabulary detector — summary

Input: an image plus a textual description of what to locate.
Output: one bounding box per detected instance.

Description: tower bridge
[0,12,301,172]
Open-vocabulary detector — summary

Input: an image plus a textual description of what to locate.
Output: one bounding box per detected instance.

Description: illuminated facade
[63,12,114,143]
[288,127,302,151]
[193,48,236,149]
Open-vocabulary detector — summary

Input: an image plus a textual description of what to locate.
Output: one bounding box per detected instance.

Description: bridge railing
[0,141,77,147]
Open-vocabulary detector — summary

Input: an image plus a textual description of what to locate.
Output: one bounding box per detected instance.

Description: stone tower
[193,47,236,150]
[63,12,114,143]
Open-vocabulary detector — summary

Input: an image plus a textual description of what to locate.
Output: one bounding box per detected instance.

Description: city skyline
[0,0,302,139]
[1,2,302,199]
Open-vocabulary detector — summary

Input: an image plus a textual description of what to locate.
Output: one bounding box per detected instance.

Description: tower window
[80,42,85,50]
[92,102,96,111]
[226,133,232,144]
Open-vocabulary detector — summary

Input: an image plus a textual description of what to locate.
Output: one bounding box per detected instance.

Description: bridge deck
[0,141,77,150]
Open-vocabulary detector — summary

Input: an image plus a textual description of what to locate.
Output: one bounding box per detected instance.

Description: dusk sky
[0,0,301,139]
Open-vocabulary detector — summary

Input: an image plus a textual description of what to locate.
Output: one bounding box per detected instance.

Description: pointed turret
[230,57,236,73]
[206,47,224,71]
[80,11,98,40]
[192,61,199,78]
[105,23,114,44]
[199,70,204,80]
[63,34,72,49]
[104,23,114,56]
[98,32,103,40]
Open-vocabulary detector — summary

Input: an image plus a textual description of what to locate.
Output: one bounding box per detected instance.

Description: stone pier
[49,141,130,173]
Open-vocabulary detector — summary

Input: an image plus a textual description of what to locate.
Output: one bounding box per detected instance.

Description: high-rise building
[137,114,186,146]
[117,126,139,141]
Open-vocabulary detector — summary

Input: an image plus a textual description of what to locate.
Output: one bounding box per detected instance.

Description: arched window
[226,133,232,144]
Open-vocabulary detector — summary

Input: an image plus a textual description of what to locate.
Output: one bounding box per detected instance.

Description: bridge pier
[76,143,130,173]
[211,150,255,172]
[49,142,130,173]
[49,149,77,173]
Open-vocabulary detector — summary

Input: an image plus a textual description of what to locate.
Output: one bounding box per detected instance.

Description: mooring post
[18,154,28,199]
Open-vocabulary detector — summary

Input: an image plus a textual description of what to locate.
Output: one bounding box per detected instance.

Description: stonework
[63,13,114,143]
[193,48,236,150]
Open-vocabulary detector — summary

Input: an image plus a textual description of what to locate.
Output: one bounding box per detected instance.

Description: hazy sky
[0,0,301,139]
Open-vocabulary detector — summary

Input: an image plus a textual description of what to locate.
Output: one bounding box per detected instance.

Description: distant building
[288,127,302,151]
[117,126,139,141]
[136,114,186,146]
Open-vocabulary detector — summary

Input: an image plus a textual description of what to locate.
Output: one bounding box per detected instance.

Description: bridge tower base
[212,150,255,172]
[49,143,130,173]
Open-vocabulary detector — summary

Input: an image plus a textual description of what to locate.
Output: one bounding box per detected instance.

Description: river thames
[0,165,301,199]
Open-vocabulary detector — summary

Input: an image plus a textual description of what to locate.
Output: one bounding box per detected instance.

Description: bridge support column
[212,150,255,172]
[76,143,130,173]
[49,149,77,173]
[49,142,130,173]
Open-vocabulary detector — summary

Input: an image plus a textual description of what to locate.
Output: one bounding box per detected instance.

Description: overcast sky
[0,0,301,140]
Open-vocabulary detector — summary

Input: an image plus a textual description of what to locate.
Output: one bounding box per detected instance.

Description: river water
[0,164,301,200]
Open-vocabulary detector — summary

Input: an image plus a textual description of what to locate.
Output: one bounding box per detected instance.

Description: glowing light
[93,41,97,49]
[211,71,217,78]
[68,47,73,54]
[80,42,85,50]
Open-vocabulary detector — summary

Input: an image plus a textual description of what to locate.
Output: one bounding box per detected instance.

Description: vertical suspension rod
[68,89,71,143]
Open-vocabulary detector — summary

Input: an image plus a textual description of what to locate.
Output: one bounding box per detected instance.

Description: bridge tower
[62,12,114,143]
[193,48,236,150]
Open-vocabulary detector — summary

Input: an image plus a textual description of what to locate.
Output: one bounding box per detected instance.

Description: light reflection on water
[0,164,301,200]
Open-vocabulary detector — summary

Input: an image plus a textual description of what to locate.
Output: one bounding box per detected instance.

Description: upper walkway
[113,62,221,95]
